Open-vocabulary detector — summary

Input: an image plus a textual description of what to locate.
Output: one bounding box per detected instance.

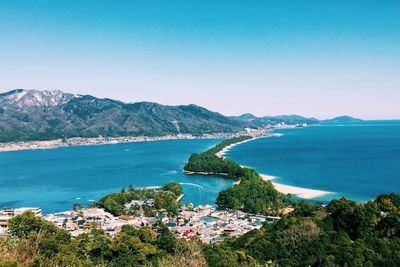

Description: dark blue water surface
[225,121,400,202]
[0,139,233,213]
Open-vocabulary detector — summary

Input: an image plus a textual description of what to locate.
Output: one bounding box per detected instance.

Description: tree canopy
[98,182,183,216]
[185,137,289,214]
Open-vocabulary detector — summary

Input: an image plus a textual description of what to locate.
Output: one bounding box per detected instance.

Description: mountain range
[0,89,361,142]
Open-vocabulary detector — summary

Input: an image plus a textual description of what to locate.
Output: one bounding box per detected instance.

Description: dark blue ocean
[225,121,400,203]
[0,139,232,214]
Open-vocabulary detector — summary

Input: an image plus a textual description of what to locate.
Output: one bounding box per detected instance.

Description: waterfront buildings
[0,202,282,243]
[41,205,270,243]
[0,207,42,236]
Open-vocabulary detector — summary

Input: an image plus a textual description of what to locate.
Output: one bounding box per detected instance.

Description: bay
[0,139,232,214]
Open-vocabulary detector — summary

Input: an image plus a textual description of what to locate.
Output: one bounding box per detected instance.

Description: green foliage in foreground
[2,194,399,266]
[98,182,183,216]
[208,194,400,266]
[1,212,211,267]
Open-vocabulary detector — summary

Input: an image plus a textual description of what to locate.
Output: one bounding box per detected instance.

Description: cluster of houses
[1,203,287,243]
[160,204,277,243]
[43,208,147,236]
[0,207,42,236]
[42,203,281,243]
[1,130,270,152]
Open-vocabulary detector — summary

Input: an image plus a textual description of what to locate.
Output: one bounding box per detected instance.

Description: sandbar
[260,174,333,199]
[216,137,333,200]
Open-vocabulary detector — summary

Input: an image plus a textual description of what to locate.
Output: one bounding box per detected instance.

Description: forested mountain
[0,89,244,142]
[0,89,363,142]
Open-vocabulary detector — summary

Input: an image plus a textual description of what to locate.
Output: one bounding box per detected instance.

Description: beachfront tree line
[185,137,290,214]
[217,168,289,215]
[184,136,251,179]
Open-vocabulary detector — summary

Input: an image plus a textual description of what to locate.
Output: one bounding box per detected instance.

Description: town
[0,125,305,152]
[0,129,269,152]
[1,203,287,244]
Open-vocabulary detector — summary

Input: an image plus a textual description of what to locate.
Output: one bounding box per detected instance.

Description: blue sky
[1,0,399,119]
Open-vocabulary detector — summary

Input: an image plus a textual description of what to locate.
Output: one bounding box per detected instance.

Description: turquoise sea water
[2,121,399,213]
[0,139,233,214]
[225,121,400,203]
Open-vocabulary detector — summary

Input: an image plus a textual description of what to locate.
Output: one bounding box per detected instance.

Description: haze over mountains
[0,89,360,142]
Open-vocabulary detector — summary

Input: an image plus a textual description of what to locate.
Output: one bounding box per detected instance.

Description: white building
[0,215,11,236]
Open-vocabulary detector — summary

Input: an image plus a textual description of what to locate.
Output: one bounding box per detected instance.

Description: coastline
[216,136,334,200]
[0,132,243,153]
[215,137,256,158]
[259,174,332,199]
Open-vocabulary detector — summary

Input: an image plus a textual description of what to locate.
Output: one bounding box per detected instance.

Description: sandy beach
[0,139,63,152]
[260,174,332,199]
[0,136,194,152]
[216,137,333,200]
[215,138,256,158]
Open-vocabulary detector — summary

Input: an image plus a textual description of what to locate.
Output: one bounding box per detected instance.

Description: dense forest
[207,194,400,266]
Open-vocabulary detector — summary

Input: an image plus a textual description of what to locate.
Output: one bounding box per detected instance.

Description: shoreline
[215,137,257,158]
[260,174,333,199]
[216,136,334,200]
[0,132,252,153]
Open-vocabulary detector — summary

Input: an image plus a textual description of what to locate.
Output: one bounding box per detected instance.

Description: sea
[225,120,400,203]
[0,139,232,214]
[1,120,399,214]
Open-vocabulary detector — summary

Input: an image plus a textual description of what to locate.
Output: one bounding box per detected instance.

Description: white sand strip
[215,138,255,158]
[260,174,333,199]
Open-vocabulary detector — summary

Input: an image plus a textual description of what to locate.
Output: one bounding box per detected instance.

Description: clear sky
[0,0,399,119]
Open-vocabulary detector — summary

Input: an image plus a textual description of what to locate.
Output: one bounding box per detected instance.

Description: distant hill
[233,113,364,127]
[234,113,258,121]
[232,114,320,127]
[321,115,363,124]
[0,89,245,142]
